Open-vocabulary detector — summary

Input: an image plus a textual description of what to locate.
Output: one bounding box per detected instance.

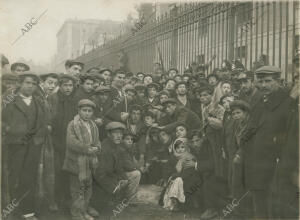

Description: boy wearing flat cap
[11,62,30,74]
[65,60,84,77]
[63,99,101,220]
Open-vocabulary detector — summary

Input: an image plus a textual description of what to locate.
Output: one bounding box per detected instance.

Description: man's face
[191,135,202,148]
[143,76,152,85]
[125,77,132,85]
[165,80,176,90]
[159,94,168,104]
[147,87,157,98]
[113,73,125,88]
[168,70,177,78]
[174,76,182,83]
[137,74,144,82]
[101,71,111,85]
[126,90,135,102]
[109,129,123,144]
[159,131,170,144]
[41,77,58,95]
[208,76,217,86]
[79,106,94,121]
[67,64,82,76]
[130,110,141,124]
[98,92,109,103]
[60,80,74,96]
[165,103,176,115]
[19,77,37,96]
[3,80,17,91]
[176,84,187,96]
[232,109,247,121]
[123,135,133,148]
[257,76,280,95]
[240,79,253,94]
[13,66,26,74]
[222,96,234,110]
[82,79,94,93]
[199,91,212,105]
[221,83,231,95]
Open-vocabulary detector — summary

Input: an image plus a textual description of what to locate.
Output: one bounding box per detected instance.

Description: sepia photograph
[0,0,299,219]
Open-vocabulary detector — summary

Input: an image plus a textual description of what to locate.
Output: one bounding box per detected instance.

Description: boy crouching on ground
[63,99,101,220]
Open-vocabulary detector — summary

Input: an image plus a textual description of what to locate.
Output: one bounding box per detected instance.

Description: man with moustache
[242,66,294,219]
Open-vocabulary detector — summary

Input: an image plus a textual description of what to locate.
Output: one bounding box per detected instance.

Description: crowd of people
[1,53,299,220]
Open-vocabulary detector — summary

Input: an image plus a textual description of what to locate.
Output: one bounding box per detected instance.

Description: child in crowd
[63,99,101,220]
[175,122,188,139]
[162,138,198,211]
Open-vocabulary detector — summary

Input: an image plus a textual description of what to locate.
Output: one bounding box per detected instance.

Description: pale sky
[0,0,144,65]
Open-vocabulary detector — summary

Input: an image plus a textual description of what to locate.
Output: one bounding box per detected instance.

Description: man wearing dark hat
[145,83,159,106]
[242,66,294,219]
[1,73,18,93]
[92,122,140,208]
[99,68,112,86]
[175,81,191,109]
[65,60,84,77]
[134,83,147,106]
[48,74,78,208]
[160,98,201,131]
[237,70,263,110]
[86,67,100,74]
[2,72,47,219]
[11,62,30,74]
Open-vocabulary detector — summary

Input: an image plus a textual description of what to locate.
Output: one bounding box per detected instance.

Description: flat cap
[147,82,159,90]
[99,68,112,74]
[94,86,111,93]
[158,90,170,97]
[11,62,30,71]
[78,99,96,109]
[2,74,18,81]
[194,84,214,94]
[65,60,84,69]
[175,81,188,89]
[86,67,100,73]
[230,100,251,112]
[58,74,77,83]
[162,98,177,105]
[105,122,126,131]
[18,72,39,83]
[40,72,59,81]
[255,65,281,77]
[238,71,254,81]
[129,104,143,112]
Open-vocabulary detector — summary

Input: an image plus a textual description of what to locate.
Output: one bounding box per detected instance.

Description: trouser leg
[125,170,141,200]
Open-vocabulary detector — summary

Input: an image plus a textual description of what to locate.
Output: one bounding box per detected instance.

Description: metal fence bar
[272,2,276,65]
[266,2,270,62]
[279,1,282,69]
[284,1,289,81]
[255,2,259,64]
[250,1,253,70]
[292,1,296,79]
[261,3,264,56]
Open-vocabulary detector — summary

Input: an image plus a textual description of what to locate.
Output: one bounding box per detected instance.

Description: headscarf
[172,138,194,161]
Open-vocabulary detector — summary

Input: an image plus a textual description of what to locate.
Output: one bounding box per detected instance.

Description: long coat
[242,88,293,190]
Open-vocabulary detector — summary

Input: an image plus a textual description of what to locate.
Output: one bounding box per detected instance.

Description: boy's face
[130,110,141,124]
[175,143,186,154]
[159,131,170,144]
[98,92,109,103]
[208,76,217,86]
[159,94,168,104]
[82,79,94,93]
[176,126,187,138]
[221,83,231,95]
[41,77,58,95]
[143,76,152,85]
[109,129,123,144]
[60,80,74,96]
[123,135,134,148]
[232,109,247,121]
[144,116,154,126]
[191,135,202,148]
[79,106,94,121]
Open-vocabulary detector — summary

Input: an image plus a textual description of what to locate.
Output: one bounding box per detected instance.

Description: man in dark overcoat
[242,66,294,219]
